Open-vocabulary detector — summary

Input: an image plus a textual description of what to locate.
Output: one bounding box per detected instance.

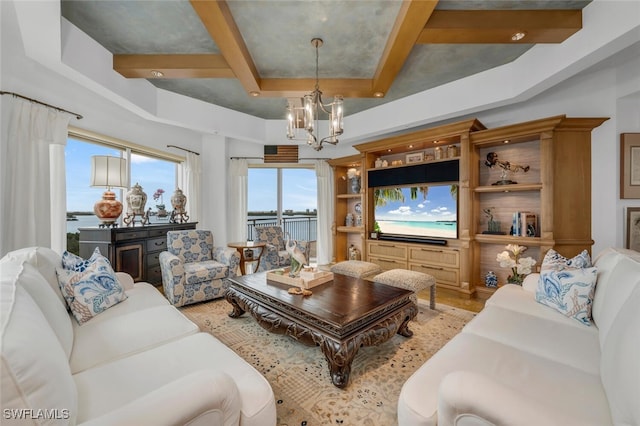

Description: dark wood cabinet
[79,222,197,285]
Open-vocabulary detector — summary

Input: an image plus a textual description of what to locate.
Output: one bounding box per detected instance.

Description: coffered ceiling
[61,0,590,120]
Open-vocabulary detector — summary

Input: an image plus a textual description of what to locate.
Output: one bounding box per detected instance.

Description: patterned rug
[181,298,475,426]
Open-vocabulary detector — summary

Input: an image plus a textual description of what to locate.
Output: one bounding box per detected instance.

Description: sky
[66,138,177,212]
[374,185,457,222]
[247,168,317,213]
[66,138,318,213]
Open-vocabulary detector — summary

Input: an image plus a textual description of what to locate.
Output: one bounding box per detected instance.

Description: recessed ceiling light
[503,139,510,144]
[511,32,526,41]
[387,149,392,152]
[249,91,260,97]
[373,91,385,98]
[408,144,414,149]
[150,70,164,78]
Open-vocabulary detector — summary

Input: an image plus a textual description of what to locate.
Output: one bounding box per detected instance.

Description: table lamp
[91,155,127,226]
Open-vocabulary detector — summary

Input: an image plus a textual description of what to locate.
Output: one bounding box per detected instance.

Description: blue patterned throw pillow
[536,267,598,326]
[541,249,592,272]
[56,251,127,324]
[62,247,104,272]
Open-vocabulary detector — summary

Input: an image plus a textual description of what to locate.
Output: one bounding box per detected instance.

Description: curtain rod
[230,157,332,160]
[167,144,200,155]
[0,90,83,120]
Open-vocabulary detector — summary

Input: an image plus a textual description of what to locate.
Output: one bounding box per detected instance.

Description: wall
[1,0,639,253]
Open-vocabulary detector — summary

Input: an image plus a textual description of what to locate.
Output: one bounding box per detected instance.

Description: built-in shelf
[337,226,364,233]
[474,234,546,245]
[474,183,542,193]
[366,156,460,171]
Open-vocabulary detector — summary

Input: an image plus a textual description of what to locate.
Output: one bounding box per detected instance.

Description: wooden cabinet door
[115,243,144,282]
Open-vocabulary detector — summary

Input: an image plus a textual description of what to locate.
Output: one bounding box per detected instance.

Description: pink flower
[153,188,165,201]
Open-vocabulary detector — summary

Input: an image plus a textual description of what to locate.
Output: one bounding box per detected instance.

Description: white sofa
[0,247,276,425]
[398,247,640,426]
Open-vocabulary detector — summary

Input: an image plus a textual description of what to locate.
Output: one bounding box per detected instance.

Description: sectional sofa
[398,247,640,426]
[0,246,276,425]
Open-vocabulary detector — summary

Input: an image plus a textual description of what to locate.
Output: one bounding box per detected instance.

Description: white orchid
[496,244,536,285]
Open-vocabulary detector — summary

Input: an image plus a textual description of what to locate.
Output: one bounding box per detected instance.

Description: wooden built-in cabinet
[79,222,197,286]
[331,115,607,299]
[470,115,608,299]
[327,154,364,263]
[354,119,484,297]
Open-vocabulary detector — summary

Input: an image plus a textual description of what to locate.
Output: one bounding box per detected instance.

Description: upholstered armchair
[160,230,240,307]
[253,226,310,272]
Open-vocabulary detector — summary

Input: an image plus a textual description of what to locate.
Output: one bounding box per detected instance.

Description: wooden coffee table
[225,271,418,388]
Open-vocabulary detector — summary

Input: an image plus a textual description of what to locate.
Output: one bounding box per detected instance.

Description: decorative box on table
[266,268,334,289]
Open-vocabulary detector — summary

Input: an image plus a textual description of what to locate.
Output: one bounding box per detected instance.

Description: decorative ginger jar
[126,183,147,215]
[171,188,187,213]
[485,271,498,288]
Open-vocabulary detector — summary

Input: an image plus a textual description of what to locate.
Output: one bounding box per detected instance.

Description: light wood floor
[418,287,485,313]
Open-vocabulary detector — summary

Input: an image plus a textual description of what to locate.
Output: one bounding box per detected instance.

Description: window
[65,131,181,253]
[248,166,317,242]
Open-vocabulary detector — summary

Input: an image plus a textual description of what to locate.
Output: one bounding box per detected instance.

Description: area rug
[181,299,475,426]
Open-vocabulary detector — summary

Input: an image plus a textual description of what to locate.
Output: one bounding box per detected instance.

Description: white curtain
[228,158,248,242]
[1,98,71,256]
[315,160,334,265]
[179,152,201,225]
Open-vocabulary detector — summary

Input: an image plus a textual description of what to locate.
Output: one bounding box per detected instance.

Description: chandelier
[286,38,344,151]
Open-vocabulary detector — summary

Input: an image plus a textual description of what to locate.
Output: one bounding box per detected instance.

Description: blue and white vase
[485,271,498,288]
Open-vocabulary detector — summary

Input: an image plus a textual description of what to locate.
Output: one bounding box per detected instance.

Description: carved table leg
[319,337,362,388]
[397,303,419,337]
[225,289,245,318]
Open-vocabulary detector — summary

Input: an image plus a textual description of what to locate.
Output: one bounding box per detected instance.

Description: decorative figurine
[485,152,530,185]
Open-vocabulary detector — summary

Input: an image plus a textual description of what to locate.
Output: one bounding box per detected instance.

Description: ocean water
[66,214,171,233]
[377,220,457,239]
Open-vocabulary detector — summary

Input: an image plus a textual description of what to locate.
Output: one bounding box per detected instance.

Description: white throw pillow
[535,267,598,326]
[56,252,127,324]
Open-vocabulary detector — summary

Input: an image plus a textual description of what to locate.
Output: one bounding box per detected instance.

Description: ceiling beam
[372,0,439,98]
[189,0,261,93]
[418,10,582,44]
[259,78,373,98]
[113,54,234,78]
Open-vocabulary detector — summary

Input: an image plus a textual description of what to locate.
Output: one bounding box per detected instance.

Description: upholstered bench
[373,269,436,309]
[330,260,382,279]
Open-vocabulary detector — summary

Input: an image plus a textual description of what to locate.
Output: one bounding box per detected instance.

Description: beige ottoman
[330,260,382,279]
[373,269,436,309]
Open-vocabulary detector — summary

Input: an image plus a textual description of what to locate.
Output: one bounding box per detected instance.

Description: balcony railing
[247,216,317,242]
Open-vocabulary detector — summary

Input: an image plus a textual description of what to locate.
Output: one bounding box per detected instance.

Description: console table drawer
[115,230,148,241]
[147,237,167,252]
[146,251,161,267]
[146,265,163,284]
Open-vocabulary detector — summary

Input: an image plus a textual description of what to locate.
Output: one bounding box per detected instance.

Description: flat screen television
[373,183,458,241]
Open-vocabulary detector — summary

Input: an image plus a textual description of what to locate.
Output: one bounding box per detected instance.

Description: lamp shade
[91,156,126,225]
[91,155,126,189]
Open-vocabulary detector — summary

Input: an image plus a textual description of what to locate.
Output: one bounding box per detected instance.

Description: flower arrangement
[496,244,536,285]
[153,188,166,210]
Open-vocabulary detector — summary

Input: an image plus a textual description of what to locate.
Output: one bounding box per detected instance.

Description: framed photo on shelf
[621,133,640,199]
[626,207,640,251]
[406,152,424,164]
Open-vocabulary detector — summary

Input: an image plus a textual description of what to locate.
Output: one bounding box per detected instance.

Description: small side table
[227,241,266,275]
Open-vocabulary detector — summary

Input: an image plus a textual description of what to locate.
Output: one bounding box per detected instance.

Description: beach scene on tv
[374,184,458,239]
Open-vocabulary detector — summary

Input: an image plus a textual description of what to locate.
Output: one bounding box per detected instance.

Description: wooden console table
[79,222,197,285]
